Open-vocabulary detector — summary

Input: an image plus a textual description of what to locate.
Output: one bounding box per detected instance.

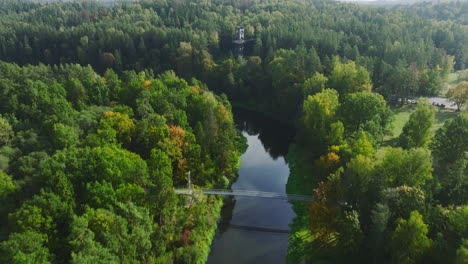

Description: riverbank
[195,198,224,264]
[285,144,315,264]
[285,142,347,263]
[176,195,224,264]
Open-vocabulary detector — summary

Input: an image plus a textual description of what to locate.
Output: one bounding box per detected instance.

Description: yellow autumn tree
[169,125,188,183]
[101,111,135,146]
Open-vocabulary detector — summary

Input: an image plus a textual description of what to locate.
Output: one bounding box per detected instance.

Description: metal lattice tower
[233,26,246,57]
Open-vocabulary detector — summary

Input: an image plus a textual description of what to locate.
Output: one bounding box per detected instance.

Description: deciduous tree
[398,99,435,149]
[328,61,372,96]
[0,231,52,264]
[390,211,431,264]
[447,82,468,111]
[0,117,13,146]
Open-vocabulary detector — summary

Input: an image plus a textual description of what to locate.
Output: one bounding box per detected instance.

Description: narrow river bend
[207,108,296,264]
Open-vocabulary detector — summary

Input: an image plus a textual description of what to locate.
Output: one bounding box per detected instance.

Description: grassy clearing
[385,105,460,143]
[387,105,413,139]
[447,72,459,85]
[448,69,468,84]
[443,70,468,95]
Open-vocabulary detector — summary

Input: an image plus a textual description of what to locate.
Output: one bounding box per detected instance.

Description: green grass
[443,70,468,96]
[387,105,413,139]
[432,110,459,131]
[447,69,468,86]
[447,72,459,85]
[385,105,460,143]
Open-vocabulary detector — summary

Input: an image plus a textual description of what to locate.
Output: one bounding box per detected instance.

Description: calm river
[207,108,296,264]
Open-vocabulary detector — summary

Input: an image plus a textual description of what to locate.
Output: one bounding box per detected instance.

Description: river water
[207,108,296,264]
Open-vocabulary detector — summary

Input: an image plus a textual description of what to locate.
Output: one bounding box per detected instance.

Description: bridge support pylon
[187,171,191,191]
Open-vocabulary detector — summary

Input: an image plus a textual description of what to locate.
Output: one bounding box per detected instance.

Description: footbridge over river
[174,172,312,234]
[174,189,313,202]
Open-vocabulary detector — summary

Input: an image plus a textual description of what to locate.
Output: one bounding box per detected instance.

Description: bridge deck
[175,189,312,202]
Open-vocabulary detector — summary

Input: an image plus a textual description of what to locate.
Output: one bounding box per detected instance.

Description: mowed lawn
[384,105,460,143]
[448,69,468,85]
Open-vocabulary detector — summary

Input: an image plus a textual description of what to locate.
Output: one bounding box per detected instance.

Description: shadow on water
[207,108,297,264]
[233,107,295,159]
[217,197,236,235]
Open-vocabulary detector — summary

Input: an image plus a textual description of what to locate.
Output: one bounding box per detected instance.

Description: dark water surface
[207,108,295,264]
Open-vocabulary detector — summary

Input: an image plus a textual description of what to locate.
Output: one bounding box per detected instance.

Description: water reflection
[207,109,296,264]
[233,108,295,159]
[217,197,236,236]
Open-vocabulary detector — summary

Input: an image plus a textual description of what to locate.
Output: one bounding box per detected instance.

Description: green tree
[0,117,13,146]
[303,89,340,131]
[398,99,435,149]
[9,204,53,235]
[448,206,468,245]
[381,185,426,220]
[377,147,432,187]
[369,203,391,260]
[390,211,432,264]
[74,203,154,263]
[455,239,468,264]
[447,82,468,111]
[303,72,328,97]
[328,61,372,96]
[99,111,135,147]
[0,170,15,198]
[103,69,122,102]
[418,69,443,95]
[0,231,52,264]
[336,210,363,252]
[268,49,307,118]
[431,114,468,164]
[69,217,119,264]
[439,156,468,205]
[303,88,340,150]
[348,130,376,158]
[327,121,345,146]
[147,149,176,222]
[345,154,375,206]
[339,92,391,142]
[84,181,117,210]
[52,123,79,150]
[65,79,88,110]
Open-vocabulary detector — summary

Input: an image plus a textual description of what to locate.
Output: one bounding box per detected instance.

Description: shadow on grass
[435,110,457,123]
[384,105,459,143]
[433,109,460,131]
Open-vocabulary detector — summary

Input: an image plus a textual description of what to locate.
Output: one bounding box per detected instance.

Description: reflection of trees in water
[217,197,236,235]
[233,108,295,159]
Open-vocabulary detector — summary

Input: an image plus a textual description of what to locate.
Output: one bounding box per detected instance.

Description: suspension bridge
[174,189,313,202]
[175,171,313,202]
[174,188,303,234]
[174,172,312,234]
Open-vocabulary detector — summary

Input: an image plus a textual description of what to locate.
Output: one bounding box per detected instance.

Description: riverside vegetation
[0,0,467,263]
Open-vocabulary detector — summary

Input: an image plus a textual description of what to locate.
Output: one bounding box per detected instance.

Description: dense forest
[0,61,245,263]
[0,0,466,119]
[0,0,466,263]
[286,75,467,264]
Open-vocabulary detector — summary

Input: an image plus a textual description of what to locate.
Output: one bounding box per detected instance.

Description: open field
[385,105,460,143]
[448,69,468,85]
